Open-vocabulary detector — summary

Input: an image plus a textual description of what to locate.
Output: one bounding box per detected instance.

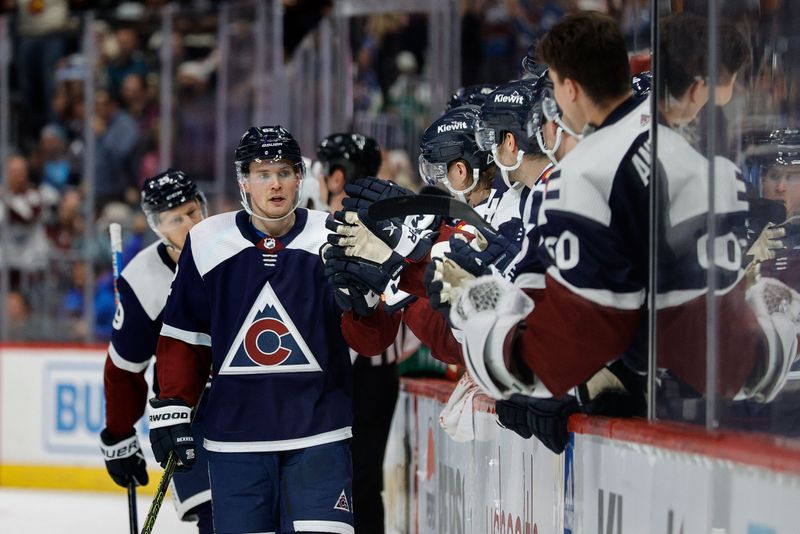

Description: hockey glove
[743,277,800,402]
[447,229,520,278]
[342,176,414,210]
[496,394,579,454]
[99,428,149,487]
[326,209,436,286]
[148,398,195,472]
[320,243,381,316]
[451,275,536,399]
[342,177,441,233]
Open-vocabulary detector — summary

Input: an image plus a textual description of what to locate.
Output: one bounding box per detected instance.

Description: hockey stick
[109,223,139,534]
[140,453,176,534]
[367,194,498,237]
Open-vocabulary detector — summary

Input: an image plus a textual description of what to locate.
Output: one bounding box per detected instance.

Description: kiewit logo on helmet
[437,121,468,134]
[494,91,524,105]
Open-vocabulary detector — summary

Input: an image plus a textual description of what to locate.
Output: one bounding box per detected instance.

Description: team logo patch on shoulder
[220,283,321,375]
[333,489,350,512]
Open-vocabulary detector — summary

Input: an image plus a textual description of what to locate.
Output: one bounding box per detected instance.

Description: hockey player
[317,132,400,534]
[432,13,654,451]
[418,104,495,207]
[317,132,382,213]
[99,170,213,532]
[148,125,390,534]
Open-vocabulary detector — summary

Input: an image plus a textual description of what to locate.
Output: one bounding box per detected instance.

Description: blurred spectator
[46,188,85,252]
[14,0,69,149]
[173,60,215,182]
[120,73,159,186]
[0,155,49,282]
[33,123,80,196]
[6,290,35,341]
[106,26,149,98]
[479,1,515,83]
[121,73,158,135]
[94,89,140,206]
[60,260,116,341]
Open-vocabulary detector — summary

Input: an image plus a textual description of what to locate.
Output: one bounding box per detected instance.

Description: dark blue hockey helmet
[141,169,206,221]
[141,169,207,243]
[446,84,497,112]
[521,45,548,79]
[235,125,305,181]
[476,77,551,161]
[235,125,306,222]
[316,132,382,181]
[419,105,493,200]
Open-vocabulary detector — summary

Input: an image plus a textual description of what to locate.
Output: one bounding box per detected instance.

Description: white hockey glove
[327,209,436,267]
[747,223,786,262]
[450,275,536,399]
[743,277,800,402]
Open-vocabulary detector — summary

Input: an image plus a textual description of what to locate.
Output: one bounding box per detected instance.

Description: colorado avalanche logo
[220,283,321,375]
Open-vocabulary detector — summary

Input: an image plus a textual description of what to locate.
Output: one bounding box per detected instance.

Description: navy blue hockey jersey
[157,208,353,452]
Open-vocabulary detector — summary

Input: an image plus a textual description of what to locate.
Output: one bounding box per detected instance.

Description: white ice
[0,488,196,533]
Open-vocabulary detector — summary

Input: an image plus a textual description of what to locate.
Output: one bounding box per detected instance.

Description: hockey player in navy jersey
[147,125,397,534]
[100,170,213,532]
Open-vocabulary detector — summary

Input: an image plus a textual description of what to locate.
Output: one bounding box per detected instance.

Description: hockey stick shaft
[140,385,208,534]
[140,452,176,534]
[109,223,139,534]
[367,194,498,236]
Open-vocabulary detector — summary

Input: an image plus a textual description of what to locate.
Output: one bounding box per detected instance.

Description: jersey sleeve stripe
[547,266,645,310]
[160,323,212,347]
[293,521,354,534]
[108,342,150,373]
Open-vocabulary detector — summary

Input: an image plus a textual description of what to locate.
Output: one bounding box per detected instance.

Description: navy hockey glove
[99,428,149,487]
[445,230,520,278]
[495,394,579,454]
[342,177,440,233]
[342,176,414,210]
[327,208,436,278]
[148,398,195,472]
[320,243,381,316]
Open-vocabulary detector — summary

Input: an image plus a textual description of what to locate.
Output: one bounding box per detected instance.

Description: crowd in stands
[0,0,650,342]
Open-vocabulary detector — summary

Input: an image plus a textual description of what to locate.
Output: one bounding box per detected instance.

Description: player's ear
[456,161,468,179]
[688,77,708,105]
[503,132,517,152]
[564,78,578,103]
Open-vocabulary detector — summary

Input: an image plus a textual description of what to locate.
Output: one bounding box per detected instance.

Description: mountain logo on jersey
[333,489,350,512]
[220,282,321,375]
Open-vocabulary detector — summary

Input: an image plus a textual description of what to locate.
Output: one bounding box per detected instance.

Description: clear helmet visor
[474,120,497,152]
[418,154,449,186]
[235,157,305,222]
[541,90,583,141]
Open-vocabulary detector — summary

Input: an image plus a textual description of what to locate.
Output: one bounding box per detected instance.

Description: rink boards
[2,345,800,532]
[0,344,161,493]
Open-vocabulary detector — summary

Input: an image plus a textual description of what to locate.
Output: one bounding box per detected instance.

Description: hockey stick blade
[367,195,497,236]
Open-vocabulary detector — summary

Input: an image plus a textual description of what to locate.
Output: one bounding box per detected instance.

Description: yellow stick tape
[0,464,165,495]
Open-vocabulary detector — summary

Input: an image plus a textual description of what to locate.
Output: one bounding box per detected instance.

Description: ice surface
[0,488,196,533]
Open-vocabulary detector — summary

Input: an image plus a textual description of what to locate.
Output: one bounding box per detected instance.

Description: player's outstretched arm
[402,298,464,366]
[341,304,403,356]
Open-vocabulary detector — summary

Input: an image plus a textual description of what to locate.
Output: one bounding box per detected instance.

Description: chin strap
[442,167,479,203]
[492,146,525,189]
[536,127,564,166]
